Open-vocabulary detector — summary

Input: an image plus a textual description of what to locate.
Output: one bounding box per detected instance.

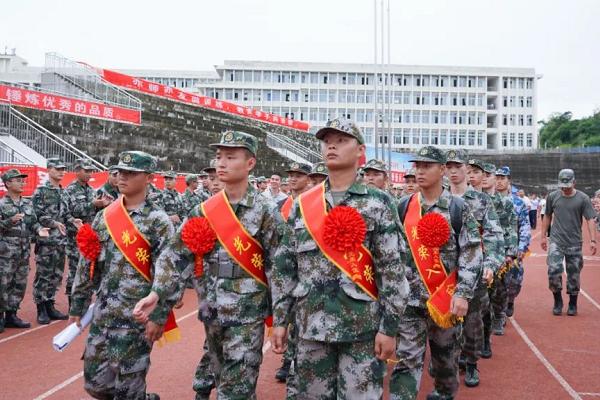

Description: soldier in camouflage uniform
[197,171,211,199]
[69,151,176,400]
[136,131,284,400]
[391,146,483,400]
[541,169,597,316]
[147,181,164,209]
[271,119,409,400]
[0,169,49,331]
[32,158,70,324]
[179,174,203,218]
[480,162,517,352]
[495,166,531,319]
[451,157,504,387]
[363,159,389,192]
[307,162,328,188]
[162,171,182,227]
[403,168,417,196]
[95,167,120,207]
[65,159,97,307]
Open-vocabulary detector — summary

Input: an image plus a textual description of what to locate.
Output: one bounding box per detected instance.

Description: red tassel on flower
[417,212,451,248]
[76,224,101,279]
[323,206,367,253]
[181,217,217,277]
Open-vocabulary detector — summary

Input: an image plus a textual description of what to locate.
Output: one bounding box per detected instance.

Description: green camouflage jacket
[492,193,519,258]
[32,181,69,245]
[271,181,409,342]
[0,196,41,250]
[152,185,284,326]
[69,199,176,328]
[65,180,96,236]
[179,188,203,218]
[96,182,119,201]
[402,190,483,308]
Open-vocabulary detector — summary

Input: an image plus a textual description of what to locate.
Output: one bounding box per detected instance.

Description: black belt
[209,263,247,279]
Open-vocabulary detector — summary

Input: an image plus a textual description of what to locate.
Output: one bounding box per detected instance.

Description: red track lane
[1,221,598,399]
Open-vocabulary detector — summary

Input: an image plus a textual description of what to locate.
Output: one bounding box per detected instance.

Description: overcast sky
[3,0,598,120]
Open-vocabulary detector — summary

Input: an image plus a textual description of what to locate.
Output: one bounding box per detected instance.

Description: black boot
[0,312,4,333]
[465,363,480,387]
[4,311,31,329]
[275,359,291,382]
[45,301,68,320]
[481,337,492,359]
[567,295,578,316]
[146,394,160,400]
[426,390,454,400]
[506,302,514,317]
[37,303,50,325]
[553,292,563,316]
[492,318,505,336]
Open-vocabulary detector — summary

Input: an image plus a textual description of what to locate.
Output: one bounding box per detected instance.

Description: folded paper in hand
[52,303,95,352]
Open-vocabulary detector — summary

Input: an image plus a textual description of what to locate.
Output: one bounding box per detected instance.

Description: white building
[1,53,540,151]
[189,61,540,151]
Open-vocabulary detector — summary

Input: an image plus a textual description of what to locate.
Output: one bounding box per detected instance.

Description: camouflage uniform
[507,191,531,303]
[0,175,41,322]
[65,174,96,299]
[147,184,164,209]
[152,131,284,400]
[32,177,69,306]
[179,188,204,218]
[70,151,176,400]
[272,180,409,400]
[162,188,182,223]
[96,181,119,202]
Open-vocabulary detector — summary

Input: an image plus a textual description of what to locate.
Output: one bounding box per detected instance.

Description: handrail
[0,138,35,164]
[266,131,322,164]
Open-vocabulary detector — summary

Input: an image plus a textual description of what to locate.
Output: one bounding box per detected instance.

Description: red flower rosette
[76,224,101,279]
[323,206,367,252]
[417,212,451,248]
[181,217,217,277]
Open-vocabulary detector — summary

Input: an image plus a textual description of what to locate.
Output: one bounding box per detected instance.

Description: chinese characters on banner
[98,68,310,132]
[0,84,141,125]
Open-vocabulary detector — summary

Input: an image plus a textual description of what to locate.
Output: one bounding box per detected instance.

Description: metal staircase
[266,131,322,165]
[0,102,106,169]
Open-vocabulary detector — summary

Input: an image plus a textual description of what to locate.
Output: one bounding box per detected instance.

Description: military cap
[46,158,66,169]
[363,159,388,173]
[281,178,289,185]
[198,171,209,177]
[315,118,365,145]
[309,162,329,177]
[482,162,496,174]
[392,183,403,189]
[115,151,157,173]
[404,168,417,178]
[1,168,27,183]
[210,131,258,156]
[163,171,177,179]
[203,159,217,173]
[185,174,198,184]
[285,162,311,175]
[408,146,447,164]
[468,159,486,171]
[257,176,267,183]
[558,169,575,188]
[73,158,95,170]
[108,165,119,172]
[445,149,469,164]
[495,166,511,176]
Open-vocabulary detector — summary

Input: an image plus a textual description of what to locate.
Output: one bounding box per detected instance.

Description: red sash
[104,197,180,343]
[281,195,293,221]
[298,184,378,300]
[201,190,268,287]
[404,194,460,328]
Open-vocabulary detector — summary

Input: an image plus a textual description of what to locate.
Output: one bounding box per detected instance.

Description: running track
[1,224,598,399]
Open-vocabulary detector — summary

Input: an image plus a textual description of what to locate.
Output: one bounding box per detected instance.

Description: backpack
[397,193,464,245]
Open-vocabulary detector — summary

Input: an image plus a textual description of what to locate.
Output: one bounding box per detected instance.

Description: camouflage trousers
[461,282,489,364]
[33,241,66,304]
[0,238,31,312]
[193,337,216,400]
[547,241,584,295]
[65,238,81,296]
[285,312,299,400]
[390,306,463,400]
[295,337,385,400]
[506,259,525,303]
[204,319,264,400]
[83,323,153,400]
[489,269,509,322]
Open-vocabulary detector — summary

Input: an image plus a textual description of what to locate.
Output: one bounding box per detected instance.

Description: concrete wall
[16,92,316,176]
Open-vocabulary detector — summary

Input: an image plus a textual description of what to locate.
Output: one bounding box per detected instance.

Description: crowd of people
[1,118,599,400]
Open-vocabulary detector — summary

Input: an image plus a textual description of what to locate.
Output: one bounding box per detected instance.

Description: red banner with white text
[96,68,310,132]
[0,84,141,125]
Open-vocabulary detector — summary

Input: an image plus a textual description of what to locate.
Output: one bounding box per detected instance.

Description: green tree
[539,111,600,148]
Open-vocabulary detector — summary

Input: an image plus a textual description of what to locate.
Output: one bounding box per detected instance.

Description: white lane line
[579,394,600,397]
[32,371,84,400]
[580,290,600,312]
[0,321,60,345]
[31,309,198,399]
[510,317,582,400]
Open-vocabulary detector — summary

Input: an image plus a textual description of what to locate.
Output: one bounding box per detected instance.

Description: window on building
[519,96,524,107]
[272,91,281,101]
[477,131,484,146]
[433,112,439,124]
[440,129,448,145]
[422,129,430,144]
[413,110,421,124]
[323,74,328,84]
[509,96,515,107]
[450,130,457,145]
[502,114,508,125]
[416,77,421,87]
[503,96,508,107]
[403,92,411,104]
[459,130,467,145]
[468,130,475,146]
[365,128,373,144]
[451,112,458,124]
[518,78,525,89]
[527,115,533,126]
[412,129,420,145]
[526,78,533,89]
[342,75,347,85]
[403,110,411,123]
[365,91,373,103]
[467,77,473,88]
[310,72,319,84]
[348,74,357,85]
[328,91,336,103]
[502,132,508,147]
[461,94,467,106]
[518,132,524,147]
[519,115,524,126]
[452,94,458,106]
[509,132,516,147]
[422,111,430,124]
[440,112,448,124]
[402,129,410,144]
[431,129,439,144]
[329,74,337,84]
[393,128,402,144]
[452,77,458,87]
[503,78,508,89]
[526,96,532,107]
[526,133,533,147]
[423,76,430,87]
[510,114,516,126]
